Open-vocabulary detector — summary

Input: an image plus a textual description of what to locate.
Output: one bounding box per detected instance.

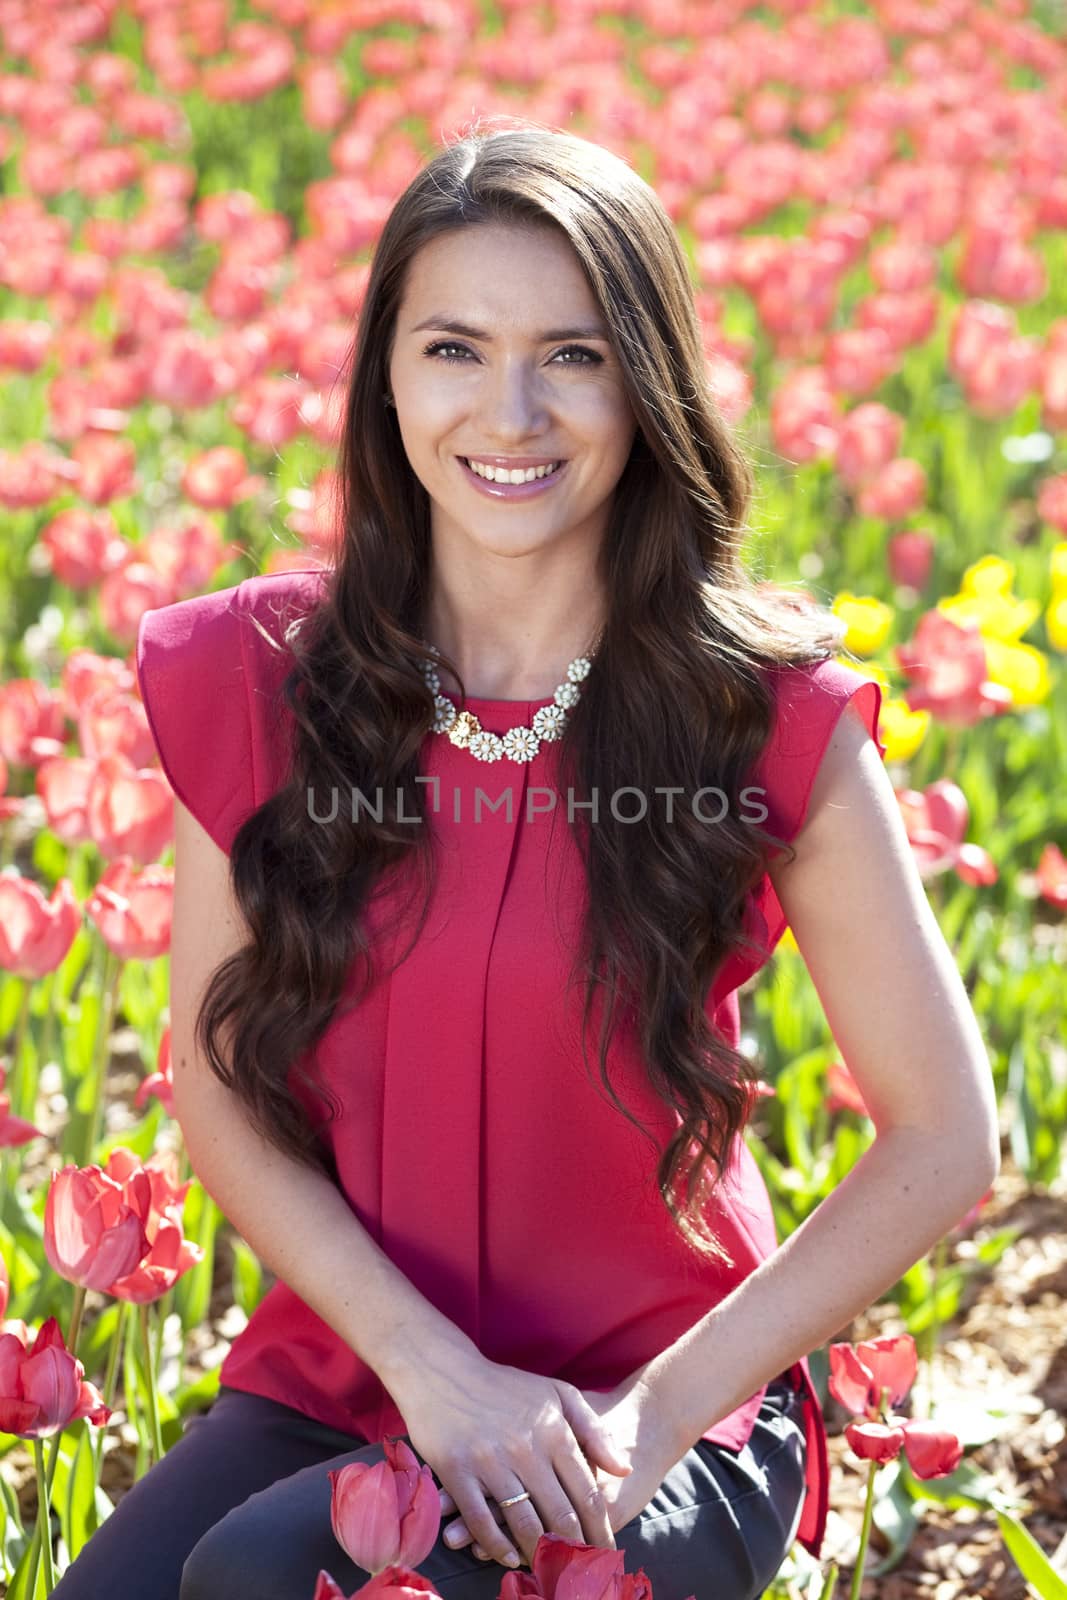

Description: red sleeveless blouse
[135,567,886,1560]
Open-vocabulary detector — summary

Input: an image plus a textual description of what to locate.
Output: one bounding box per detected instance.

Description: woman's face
[387,222,638,565]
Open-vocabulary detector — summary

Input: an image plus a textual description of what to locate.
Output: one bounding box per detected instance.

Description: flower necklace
[421,643,597,764]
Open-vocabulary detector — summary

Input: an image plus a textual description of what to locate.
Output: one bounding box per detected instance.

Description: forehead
[400,223,600,324]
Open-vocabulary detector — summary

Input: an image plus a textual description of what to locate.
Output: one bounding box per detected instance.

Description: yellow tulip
[778,926,799,954]
[1045,593,1067,653]
[831,593,894,656]
[961,554,1015,596]
[982,637,1051,706]
[938,591,1040,642]
[878,697,930,762]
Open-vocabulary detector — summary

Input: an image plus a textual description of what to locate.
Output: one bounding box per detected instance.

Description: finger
[442,1517,473,1549]
[449,1477,521,1569]
[553,1443,616,1549]
[557,1385,633,1477]
[491,1468,588,1565]
[438,1490,457,1514]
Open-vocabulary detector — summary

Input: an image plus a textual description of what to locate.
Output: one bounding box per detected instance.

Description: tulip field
[2,0,1067,1595]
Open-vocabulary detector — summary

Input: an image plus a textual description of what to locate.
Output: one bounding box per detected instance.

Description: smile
[458,457,568,499]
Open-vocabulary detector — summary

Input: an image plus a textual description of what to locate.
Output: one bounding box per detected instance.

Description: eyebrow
[410,317,611,342]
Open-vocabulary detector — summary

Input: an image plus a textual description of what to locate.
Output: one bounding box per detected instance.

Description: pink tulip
[181,446,264,509]
[0,1316,111,1438]
[329,1436,440,1575]
[899,1420,964,1479]
[0,874,80,978]
[44,1163,151,1292]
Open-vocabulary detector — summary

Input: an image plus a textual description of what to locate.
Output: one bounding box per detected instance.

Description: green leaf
[64,1427,110,1561]
[996,1510,1067,1600]
[870,1461,920,1576]
[174,1363,221,1418]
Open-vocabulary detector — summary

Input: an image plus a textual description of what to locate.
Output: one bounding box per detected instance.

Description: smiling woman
[52,118,997,1600]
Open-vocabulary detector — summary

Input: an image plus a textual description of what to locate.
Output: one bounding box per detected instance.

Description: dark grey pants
[51,1375,808,1600]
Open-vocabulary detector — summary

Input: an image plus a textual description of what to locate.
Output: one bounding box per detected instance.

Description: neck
[422,603,606,703]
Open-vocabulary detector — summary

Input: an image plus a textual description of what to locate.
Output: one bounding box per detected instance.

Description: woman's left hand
[437,1363,686,1565]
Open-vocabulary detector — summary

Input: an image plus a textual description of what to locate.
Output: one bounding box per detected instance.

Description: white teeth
[465,459,561,484]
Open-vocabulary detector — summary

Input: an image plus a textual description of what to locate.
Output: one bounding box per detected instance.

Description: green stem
[139,1301,164,1465]
[92,1299,130,1489]
[34,1437,55,1594]
[7,979,33,1121]
[849,1460,878,1600]
[79,948,122,1167]
[67,1282,87,1359]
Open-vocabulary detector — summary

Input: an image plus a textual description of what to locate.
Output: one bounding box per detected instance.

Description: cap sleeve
[135,581,253,857]
[747,655,887,958]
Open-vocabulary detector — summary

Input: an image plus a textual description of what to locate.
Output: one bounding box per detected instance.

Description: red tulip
[894,611,1013,726]
[181,446,264,509]
[329,1436,440,1575]
[0,1065,42,1147]
[1036,843,1067,910]
[313,1575,346,1600]
[77,686,156,767]
[37,507,129,590]
[826,1061,869,1118]
[0,873,80,978]
[828,1334,917,1418]
[895,780,997,887]
[103,1148,204,1304]
[135,1026,175,1116]
[0,679,68,767]
[887,529,935,591]
[899,1420,964,1479]
[86,754,175,864]
[0,1316,111,1438]
[35,756,97,846]
[86,858,173,959]
[844,1419,905,1463]
[508,1532,653,1599]
[44,1163,151,1292]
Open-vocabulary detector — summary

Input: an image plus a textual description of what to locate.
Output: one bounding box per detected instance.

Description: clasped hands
[429,1362,684,1571]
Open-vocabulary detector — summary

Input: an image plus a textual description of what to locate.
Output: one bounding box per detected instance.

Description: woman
[53,122,998,1600]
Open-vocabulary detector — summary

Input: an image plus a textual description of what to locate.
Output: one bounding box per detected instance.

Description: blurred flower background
[0,0,1066,1596]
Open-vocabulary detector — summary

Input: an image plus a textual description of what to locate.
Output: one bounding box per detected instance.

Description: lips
[459,457,564,480]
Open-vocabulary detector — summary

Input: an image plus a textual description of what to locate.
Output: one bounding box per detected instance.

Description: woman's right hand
[389,1341,634,1570]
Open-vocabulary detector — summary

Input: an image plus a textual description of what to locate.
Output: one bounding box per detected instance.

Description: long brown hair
[197,120,845,1263]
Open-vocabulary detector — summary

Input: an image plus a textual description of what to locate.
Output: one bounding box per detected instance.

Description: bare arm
[642,707,1000,1452]
[168,797,477,1389]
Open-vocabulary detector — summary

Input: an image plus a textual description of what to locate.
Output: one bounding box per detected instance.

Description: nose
[477,358,552,438]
